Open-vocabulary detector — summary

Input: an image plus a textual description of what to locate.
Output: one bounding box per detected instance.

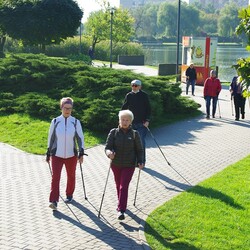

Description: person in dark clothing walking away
[203,70,222,119]
[185,63,197,96]
[121,79,151,164]
[88,46,94,60]
[105,110,144,220]
[230,76,246,121]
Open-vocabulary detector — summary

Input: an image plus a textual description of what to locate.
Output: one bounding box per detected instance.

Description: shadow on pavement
[187,185,244,210]
[52,200,144,249]
[143,168,191,191]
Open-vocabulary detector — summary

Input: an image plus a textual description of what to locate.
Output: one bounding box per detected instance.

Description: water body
[143,45,250,82]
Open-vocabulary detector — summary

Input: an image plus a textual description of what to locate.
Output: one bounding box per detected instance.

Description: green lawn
[145,155,250,250]
[0,111,201,155]
[1,113,249,249]
[0,114,105,154]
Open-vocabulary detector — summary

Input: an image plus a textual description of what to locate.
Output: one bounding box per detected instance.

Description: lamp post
[79,19,82,54]
[110,7,115,68]
[176,0,181,82]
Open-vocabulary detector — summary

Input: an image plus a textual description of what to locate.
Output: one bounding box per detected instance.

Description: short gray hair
[60,97,73,108]
[118,110,134,121]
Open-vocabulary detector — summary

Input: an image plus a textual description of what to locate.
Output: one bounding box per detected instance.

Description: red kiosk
[181,36,217,85]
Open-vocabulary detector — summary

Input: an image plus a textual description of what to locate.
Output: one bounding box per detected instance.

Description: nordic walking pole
[147,127,192,186]
[133,168,141,206]
[47,161,81,223]
[217,98,221,118]
[98,166,111,218]
[231,96,234,116]
[79,162,87,200]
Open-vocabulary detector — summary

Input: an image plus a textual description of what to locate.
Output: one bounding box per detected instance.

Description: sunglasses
[132,84,139,87]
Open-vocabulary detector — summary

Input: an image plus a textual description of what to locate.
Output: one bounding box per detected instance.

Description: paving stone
[1,79,250,249]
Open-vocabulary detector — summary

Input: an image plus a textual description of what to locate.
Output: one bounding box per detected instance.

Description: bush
[4,36,144,62]
[0,53,199,132]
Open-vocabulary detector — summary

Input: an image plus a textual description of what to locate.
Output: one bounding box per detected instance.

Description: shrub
[0,53,199,132]
[4,36,144,62]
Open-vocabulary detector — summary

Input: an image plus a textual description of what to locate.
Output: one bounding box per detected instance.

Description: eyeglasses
[132,84,139,87]
[63,107,73,111]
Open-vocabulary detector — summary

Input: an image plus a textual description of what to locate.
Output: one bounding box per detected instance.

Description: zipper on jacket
[64,117,67,158]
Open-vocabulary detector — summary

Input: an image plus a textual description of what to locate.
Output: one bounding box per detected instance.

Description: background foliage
[0,0,82,49]
[0,53,200,133]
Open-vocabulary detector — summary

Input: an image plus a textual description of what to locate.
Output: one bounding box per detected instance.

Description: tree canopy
[218,3,240,37]
[0,0,83,51]
[84,6,134,51]
[234,6,250,89]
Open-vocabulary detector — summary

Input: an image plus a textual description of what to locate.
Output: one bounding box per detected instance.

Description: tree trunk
[0,36,6,58]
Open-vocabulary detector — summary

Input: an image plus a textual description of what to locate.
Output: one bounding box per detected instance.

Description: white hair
[118,110,134,121]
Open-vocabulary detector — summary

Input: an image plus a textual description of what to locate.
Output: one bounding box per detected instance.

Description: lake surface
[143,45,250,82]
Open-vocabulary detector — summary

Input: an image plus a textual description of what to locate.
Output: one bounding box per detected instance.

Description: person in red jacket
[203,70,222,119]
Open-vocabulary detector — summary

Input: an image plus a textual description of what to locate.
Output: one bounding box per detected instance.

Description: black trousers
[234,94,246,119]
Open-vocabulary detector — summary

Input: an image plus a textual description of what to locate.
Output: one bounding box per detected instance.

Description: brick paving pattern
[1,66,250,249]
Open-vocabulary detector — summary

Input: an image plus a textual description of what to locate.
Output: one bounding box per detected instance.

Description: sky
[76,0,120,22]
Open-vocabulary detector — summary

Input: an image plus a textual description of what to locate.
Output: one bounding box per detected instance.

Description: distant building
[120,0,145,9]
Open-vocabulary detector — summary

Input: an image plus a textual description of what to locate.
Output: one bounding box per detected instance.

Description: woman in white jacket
[46,97,85,210]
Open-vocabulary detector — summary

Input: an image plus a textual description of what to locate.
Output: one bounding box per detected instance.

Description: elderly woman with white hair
[105,110,144,220]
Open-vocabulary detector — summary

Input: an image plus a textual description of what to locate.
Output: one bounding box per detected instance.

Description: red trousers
[49,156,77,202]
[111,164,135,212]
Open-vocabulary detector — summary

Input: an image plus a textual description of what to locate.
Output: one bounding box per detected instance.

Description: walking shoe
[65,196,73,203]
[212,115,215,118]
[49,202,57,210]
[117,211,125,220]
[242,114,245,119]
[235,118,239,121]
[206,115,210,119]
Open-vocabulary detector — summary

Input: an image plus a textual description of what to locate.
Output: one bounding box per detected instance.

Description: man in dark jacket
[121,79,151,164]
[185,63,197,96]
[230,76,246,121]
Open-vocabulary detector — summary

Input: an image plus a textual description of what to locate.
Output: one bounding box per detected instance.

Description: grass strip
[145,155,250,250]
[0,114,105,154]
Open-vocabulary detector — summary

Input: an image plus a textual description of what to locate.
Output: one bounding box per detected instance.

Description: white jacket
[47,115,84,159]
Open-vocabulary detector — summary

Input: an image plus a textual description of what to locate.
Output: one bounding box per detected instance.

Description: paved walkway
[1,66,250,249]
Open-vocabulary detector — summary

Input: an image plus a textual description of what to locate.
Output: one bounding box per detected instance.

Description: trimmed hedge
[0,53,200,132]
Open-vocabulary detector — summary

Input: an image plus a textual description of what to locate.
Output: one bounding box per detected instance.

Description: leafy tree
[157,3,176,37]
[199,12,218,35]
[84,6,134,53]
[218,3,240,37]
[157,2,200,37]
[0,0,83,51]
[0,26,6,58]
[234,6,250,89]
[0,0,7,57]
[130,4,159,39]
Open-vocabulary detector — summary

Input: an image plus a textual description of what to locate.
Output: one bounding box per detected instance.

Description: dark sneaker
[49,202,57,210]
[118,211,125,220]
[242,114,245,119]
[212,115,215,118]
[206,115,210,119]
[65,196,73,203]
[235,118,239,121]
